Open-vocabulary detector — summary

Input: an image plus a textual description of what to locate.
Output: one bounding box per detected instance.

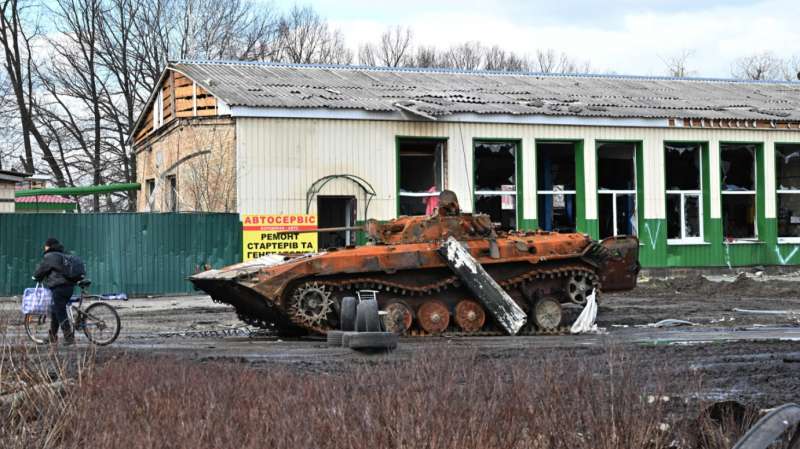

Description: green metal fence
[0,213,241,296]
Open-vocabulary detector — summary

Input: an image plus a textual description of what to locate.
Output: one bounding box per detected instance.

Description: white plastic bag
[570,290,598,334]
[21,284,53,315]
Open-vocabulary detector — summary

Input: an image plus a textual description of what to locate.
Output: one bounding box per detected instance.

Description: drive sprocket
[288,282,334,328]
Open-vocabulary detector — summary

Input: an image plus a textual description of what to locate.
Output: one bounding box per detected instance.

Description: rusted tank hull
[190,232,639,336]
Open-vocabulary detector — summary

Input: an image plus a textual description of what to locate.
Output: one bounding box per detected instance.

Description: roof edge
[170,59,800,85]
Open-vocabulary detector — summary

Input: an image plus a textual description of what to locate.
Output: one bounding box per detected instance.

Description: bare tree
[445,41,484,70]
[358,26,413,67]
[731,51,785,80]
[0,0,69,184]
[661,49,695,78]
[0,0,36,173]
[484,45,528,71]
[533,49,591,74]
[783,54,800,81]
[277,5,351,64]
[412,45,441,68]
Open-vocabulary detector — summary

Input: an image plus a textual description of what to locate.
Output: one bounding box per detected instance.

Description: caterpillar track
[191,191,639,337]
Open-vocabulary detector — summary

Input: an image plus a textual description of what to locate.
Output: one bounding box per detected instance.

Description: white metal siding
[236,118,800,221]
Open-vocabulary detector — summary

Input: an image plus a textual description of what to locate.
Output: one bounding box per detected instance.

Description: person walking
[33,237,76,345]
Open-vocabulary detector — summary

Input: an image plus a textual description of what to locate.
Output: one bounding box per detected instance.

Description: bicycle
[24,279,122,346]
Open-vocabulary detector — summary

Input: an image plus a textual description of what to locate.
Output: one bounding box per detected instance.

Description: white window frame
[720,146,758,242]
[397,141,445,214]
[536,189,578,230]
[775,144,800,243]
[665,144,704,244]
[666,190,704,243]
[153,89,164,129]
[473,141,518,228]
[598,189,638,237]
[777,189,800,244]
[597,144,639,238]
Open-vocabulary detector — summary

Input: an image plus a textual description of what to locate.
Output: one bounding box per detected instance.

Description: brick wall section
[135,117,236,212]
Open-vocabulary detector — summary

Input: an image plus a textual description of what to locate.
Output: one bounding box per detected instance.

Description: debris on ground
[637,319,697,328]
[734,308,800,316]
[570,291,602,334]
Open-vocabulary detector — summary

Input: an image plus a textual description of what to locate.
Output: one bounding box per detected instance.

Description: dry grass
[0,314,94,448]
[0,313,771,449]
[61,348,696,449]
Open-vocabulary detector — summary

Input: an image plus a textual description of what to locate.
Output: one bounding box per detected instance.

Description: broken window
[776,144,800,239]
[398,139,445,216]
[721,144,757,240]
[146,179,156,210]
[167,175,177,212]
[474,141,517,230]
[597,143,637,238]
[665,143,703,241]
[537,142,576,232]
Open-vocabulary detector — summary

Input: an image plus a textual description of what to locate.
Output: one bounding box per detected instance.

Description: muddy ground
[2,271,800,410]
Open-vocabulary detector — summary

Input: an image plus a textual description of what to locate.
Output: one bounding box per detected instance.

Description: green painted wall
[0,213,241,296]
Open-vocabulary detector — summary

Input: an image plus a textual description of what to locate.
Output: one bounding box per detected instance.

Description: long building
[130,60,800,268]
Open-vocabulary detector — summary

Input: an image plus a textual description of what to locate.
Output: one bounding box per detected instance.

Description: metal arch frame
[305,174,376,222]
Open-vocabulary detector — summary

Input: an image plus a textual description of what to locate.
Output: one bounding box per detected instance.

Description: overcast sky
[304,0,799,78]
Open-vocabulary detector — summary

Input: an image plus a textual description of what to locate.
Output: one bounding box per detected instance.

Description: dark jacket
[33,243,72,288]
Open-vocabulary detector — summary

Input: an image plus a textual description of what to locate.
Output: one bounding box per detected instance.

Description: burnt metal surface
[596,236,640,292]
[438,236,527,335]
[190,192,640,337]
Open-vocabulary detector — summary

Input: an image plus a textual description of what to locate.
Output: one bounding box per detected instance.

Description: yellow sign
[242,214,317,261]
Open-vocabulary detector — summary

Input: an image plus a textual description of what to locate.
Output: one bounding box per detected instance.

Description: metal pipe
[290,226,365,234]
[15,183,141,198]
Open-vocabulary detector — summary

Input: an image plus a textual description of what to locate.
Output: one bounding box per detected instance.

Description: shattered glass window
[537,142,577,232]
[597,143,637,238]
[474,142,517,230]
[721,144,755,192]
[665,143,703,241]
[398,139,445,216]
[720,143,757,240]
[776,144,800,238]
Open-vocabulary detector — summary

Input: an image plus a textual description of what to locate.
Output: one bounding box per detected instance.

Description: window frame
[395,136,447,217]
[535,140,581,232]
[775,142,800,244]
[472,139,521,230]
[166,174,177,212]
[153,89,164,129]
[720,142,760,242]
[596,141,640,238]
[664,142,705,244]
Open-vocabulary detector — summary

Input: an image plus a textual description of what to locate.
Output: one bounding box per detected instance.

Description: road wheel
[454,300,485,333]
[417,301,450,334]
[566,272,596,305]
[340,296,357,331]
[382,302,413,335]
[533,298,562,331]
[356,300,381,332]
[347,332,398,352]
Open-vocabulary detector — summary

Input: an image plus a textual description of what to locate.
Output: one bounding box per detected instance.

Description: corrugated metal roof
[170,60,800,122]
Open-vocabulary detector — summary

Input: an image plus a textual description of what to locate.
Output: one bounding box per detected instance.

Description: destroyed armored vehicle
[190,191,639,336]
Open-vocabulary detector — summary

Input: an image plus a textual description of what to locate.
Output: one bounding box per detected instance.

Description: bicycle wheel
[24,313,50,345]
[81,302,121,346]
